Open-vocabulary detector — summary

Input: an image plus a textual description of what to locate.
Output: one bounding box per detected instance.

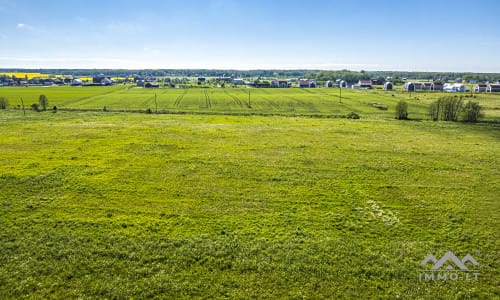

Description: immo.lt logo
[418,251,479,281]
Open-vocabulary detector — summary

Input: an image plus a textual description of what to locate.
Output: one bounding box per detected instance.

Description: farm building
[413,83,424,91]
[298,79,317,88]
[358,80,372,88]
[197,77,206,83]
[145,82,159,88]
[383,82,393,90]
[474,84,487,93]
[443,83,466,93]
[271,80,289,88]
[422,83,433,91]
[432,82,444,91]
[325,80,333,88]
[233,79,244,85]
[101,78,113,86]
[339,80,347,88]
[486,84,500,93]
[71,79,82,86]
[404,82,415,91]
[136,80,145,87]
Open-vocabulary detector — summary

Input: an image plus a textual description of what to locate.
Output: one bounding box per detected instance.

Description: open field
[0,108,499,298]
[1,85,499,121]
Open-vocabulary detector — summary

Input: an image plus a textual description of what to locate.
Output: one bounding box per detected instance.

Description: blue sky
[0,0,499,72]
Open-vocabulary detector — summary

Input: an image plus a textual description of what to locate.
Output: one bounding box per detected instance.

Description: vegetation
[463,101,482,123]
[0,96,7,109]
[38,94,48,111]
[0,85,499,298]
[429,96,463,122]
[395,100,409,120]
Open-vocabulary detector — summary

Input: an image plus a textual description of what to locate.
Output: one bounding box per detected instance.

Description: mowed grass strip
[0,110,498,299]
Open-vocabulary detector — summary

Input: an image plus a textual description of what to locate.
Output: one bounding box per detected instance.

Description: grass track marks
[224,89,243,107]
[174,88,188,107]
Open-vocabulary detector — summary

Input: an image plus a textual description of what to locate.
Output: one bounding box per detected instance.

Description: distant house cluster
[474,83,500,93]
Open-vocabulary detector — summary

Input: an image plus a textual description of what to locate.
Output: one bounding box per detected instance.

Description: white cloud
[17,23,34,30]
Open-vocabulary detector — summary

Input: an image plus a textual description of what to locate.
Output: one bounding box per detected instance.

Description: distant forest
[0,68,498,83]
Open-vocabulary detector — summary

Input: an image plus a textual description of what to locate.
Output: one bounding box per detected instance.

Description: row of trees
[0,95,49,111]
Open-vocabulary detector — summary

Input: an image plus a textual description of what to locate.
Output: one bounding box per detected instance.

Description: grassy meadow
[0,86,499,299]
[1,85,499,120]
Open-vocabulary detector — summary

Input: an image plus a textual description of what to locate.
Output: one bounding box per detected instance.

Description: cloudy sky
[0,0,499,71]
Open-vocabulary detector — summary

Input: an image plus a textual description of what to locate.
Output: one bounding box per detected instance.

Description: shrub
[395,100,408,120]
[39,94,48,111]
[462,101,482,122]
[31,103,40,112]
[0,97,8,109]
[346,112,360,119]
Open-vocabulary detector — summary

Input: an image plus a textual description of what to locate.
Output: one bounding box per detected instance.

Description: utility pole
[20,97,26,116]
[154,93,158,112]
[248,89,251,108]
[339,86,342,103]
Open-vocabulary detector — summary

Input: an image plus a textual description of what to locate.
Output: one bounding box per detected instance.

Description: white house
[298,79,317,88]
[358,80,372,88]
[71,79,83,86]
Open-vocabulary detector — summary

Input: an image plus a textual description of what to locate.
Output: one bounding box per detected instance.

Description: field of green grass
[1,85,499,121]
[0,87,499,299]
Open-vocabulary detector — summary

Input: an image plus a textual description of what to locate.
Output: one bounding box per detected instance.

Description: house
[298,79,316,88]
[233,79,244,85]
[422,83,433,91]
[432,82,444,91]
[383,82,393,90]
[443,83,466,93]
[145,82,159,88]
[358,80,372,88]
[404,82,415,92]
[102,78,113,86]
[71,79,83,86]
[474,84,487,93]
[271,80,289,88]
[197,77,206,83]
[325,80,333,88]
[486,84,500,93]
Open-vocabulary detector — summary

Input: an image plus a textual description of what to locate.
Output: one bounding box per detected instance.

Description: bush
[346,112,360,119]
[39,94,48,111]
[0,97,8,109]
[31,103,40,112]
[462,101,482,122]
[395,100,408,120]
[429,96,463,121]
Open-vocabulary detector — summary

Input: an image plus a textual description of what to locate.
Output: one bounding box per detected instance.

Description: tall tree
[39,94,48,111]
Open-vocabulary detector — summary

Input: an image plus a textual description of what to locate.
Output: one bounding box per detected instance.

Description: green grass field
[0,86,499,299]
[1,85,499,121]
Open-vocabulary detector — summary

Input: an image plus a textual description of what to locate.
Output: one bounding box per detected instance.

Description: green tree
[429,96,463,122]
[39,94,48,111]
[395,100,408,120]
[462,101,482,122]
[0,97,8,109]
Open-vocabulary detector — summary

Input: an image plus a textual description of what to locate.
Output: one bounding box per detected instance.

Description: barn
[474,84,487,93]
[383,82,393,90]
[339,80,347,88]
[358,80,372,88]
[422,83,433,91]
[432,82,444,91]
[487,84,500,93]
[325,80,333,88]
[404,82,415,92]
